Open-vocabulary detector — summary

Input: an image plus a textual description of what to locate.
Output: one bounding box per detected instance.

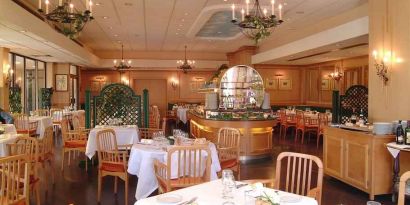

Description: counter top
[189,111,277,122]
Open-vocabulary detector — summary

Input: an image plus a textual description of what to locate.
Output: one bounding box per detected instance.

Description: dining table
[29,116,53,138]
[127,142,221,200]
[0,133,23,157]
[176,107,189,124]
[0,124,17,134]
[134,179,318,205]
[85,125,140,159]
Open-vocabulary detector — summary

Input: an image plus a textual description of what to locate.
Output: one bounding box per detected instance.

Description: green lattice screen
[93,83,142,127]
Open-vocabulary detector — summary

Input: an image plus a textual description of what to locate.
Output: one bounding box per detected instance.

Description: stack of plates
[373,122,393,135]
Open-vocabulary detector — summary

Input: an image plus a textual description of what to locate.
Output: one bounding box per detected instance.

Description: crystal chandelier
[177,46,195,74]
[329,63,343,82]
[37,0,94,39]
[231,0,284,44]
[114,44,132,71]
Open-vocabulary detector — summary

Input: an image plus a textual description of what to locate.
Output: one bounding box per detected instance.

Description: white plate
[156,194,183,204]
[280,195,302,203]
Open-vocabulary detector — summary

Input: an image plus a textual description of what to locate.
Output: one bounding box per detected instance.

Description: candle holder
[374,60,388,85]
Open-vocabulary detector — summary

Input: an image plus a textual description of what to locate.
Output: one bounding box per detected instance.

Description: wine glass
[221,169,236,205]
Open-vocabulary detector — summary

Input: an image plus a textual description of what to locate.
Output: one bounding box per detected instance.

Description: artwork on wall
[190,80,205,92]
[55,74,68,91]
[321,79,330,90]
[279,79,292,90]
[265,78,278,90]
[91,81,101,92]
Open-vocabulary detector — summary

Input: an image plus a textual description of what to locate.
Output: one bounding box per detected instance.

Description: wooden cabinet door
[324,135,344,178]
[344,141,369,190]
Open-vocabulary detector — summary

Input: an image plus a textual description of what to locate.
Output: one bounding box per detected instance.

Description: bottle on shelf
[405,120,410,145]
[396,120,405,145]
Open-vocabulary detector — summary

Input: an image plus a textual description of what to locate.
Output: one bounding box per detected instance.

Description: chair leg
[301,131,305,144]
[85,155,88,172]
[317,133,321,148]
[125,174,129,205]
[68,151,71,166]
[97,171,102,203]
[35,183,41,205]
[114,176,118,194]
[61,149,65,172]
[50,159,55,184]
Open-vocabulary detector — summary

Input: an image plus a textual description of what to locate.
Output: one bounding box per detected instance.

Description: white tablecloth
[128,143,221,200]
[0,134,22,157]
[134,179,318,205]
[177,107,189,124]
[86,125,140,159]
[29,116,52,139]
[386,142,410,158]
[0,124,16,134]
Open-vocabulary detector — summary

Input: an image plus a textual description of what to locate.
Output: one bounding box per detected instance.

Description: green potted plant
[9,86,22,113]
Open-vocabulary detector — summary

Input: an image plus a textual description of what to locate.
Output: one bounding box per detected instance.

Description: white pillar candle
[231,4,235,20]
[45,0,49,14]
[279,4,282,20]
[241,8,245,21]
[271,0,275,16]
[38,0,41,10]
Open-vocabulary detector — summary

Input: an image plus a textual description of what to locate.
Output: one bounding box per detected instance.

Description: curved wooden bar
[189,113,277,161]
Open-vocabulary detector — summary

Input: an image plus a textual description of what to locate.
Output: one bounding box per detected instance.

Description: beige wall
[368,0,410,122]
[0,48,10,111]
[51,63,71,108]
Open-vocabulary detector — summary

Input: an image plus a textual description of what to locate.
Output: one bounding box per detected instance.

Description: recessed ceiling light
[114,34,118,37]
[217,31,222,34]
[176,33,179,35]
[95,2,101,6]
[179,24,183,27]
[103,16,108,19]
[117,40,122,43]
[181,19,185,22]
[184,13,189,15]
[283,2,287,6]
[177,28,181,31]
[109,26,113,29]
[20,30,27,33]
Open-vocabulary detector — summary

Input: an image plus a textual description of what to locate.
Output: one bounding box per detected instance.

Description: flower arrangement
[250,183,280,205]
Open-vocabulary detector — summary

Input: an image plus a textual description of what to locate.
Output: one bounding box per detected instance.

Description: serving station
[189,65,277,161]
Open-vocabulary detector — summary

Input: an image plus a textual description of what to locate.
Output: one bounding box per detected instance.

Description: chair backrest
[166,145,212,189]
[39,126,54,158]
[275,152,323,205]
[35,109,49,117]
[318,113,328,130]
[398,171,410,205]
[60,119,73,143]
[8,136,39,163]
[139,128,164,139]
[0,154,30,205]
[96,129,122,166]
[50,108,64,122]
[217,128,241,162]
[77,111,86,128]
[13,114,37,132]
[72,116,81,131]
[296,112,305,127]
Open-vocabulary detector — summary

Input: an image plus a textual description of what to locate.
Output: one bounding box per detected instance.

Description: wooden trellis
[339,85,368,124]
[92,83,142,127]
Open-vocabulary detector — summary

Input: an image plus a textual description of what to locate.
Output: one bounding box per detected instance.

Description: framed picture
[321,79,330,90]
[190,80,205,92]
[90,81,101,92]
[55,74,68,91]
[265,78,278,90]
[279,79,292,90]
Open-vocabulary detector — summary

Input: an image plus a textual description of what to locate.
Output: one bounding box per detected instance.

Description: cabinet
[323,127,394,200]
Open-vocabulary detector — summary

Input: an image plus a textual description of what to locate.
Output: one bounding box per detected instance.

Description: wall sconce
[372,49,403,85]
[121,77,129,85]
[170,78,178,90]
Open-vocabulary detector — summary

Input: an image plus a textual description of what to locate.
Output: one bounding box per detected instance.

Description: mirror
[219,65,264,109]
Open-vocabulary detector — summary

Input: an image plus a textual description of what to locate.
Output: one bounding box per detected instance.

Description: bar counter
[189,112,277,161]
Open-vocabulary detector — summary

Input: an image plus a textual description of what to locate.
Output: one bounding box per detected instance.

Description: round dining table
[127,142,221,200]
[29,116,53,138]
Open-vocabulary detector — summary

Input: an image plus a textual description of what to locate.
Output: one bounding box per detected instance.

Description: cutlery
[177,196,197,205]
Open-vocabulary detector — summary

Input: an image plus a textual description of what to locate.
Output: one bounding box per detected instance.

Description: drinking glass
[221,169,235,205]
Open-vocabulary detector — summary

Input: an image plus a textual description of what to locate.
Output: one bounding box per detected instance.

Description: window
[9,53,47,113]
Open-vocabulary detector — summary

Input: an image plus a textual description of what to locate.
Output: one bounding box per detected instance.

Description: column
[0,47,10,111]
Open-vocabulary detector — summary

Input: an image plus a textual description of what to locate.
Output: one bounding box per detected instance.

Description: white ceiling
[21,0,368,55]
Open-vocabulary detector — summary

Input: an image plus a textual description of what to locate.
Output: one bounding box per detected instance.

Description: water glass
[221,169,235,205]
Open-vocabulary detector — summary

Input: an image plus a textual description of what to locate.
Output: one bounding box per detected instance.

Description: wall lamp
[170,78,178,90]
[372,49,403,85]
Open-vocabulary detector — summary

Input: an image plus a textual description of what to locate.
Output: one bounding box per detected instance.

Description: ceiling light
[181,19,185,22]
[114,44,131,71]
[179,24,183,27]
[103,16,109,19]
[177,45,195,74]
[114,34,118,37]
[217,31,222,34]
[95,2,101,6]
[176,33,179,35]
[117,40,122,43]
[184,13,189,15]
[20,30,27,33]
[109,26,113,29]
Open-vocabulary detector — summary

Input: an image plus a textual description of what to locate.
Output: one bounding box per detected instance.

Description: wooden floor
[36,128,396,205]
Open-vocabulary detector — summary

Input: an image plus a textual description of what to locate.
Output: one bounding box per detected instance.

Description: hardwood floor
[36,128,395,205]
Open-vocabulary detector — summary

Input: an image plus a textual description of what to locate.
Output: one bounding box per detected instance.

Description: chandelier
[329,63,343,82]
[231,0,284,44]
[114,44,132,71]
[37,0,94,39]
[177,46,195,74]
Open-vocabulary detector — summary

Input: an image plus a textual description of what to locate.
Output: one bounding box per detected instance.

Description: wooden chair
[7,136,41,205]
[96,129,129,205]
[275,152,323,205]
[240,179,275,188]
[295,113,319,144]
[38,126,55,189]
[138,128,164,139]
[316,113,329,148]
[34,109,49,117]
[72,116,90,140]
[279,110,297,140]
[398,171,410,205]
[153,145,212,193]
[60,119,88,172]
[217,127,241,180]
[13,114,38,137]
[50,108,64,135]
[0,154,30,205]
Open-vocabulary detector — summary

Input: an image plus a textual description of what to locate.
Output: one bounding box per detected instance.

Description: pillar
[226,46,257,66]
[368,0,410,121]
[0,47,10,111]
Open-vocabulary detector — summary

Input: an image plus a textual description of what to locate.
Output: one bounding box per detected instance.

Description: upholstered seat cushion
[100,162,126,172]
[220,159,238,169]
[17,129,37,134]
[64,140,86,148]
